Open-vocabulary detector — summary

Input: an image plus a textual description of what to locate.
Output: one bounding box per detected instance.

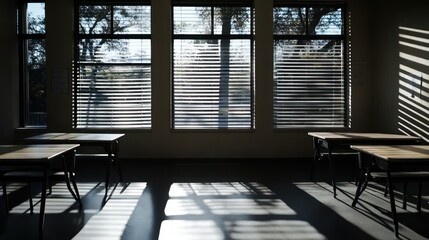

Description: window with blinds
[273,5,347,128]
[74,3,151,128]
[172,2,254,130]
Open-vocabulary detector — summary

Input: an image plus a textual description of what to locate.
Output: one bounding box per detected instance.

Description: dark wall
[371,0,429,142]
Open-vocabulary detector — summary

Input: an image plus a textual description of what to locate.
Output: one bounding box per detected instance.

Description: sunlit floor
[1,160,429,240]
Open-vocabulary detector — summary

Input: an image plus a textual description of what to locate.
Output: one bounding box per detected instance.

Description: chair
[371,171,429,213]
[1,167,55,214]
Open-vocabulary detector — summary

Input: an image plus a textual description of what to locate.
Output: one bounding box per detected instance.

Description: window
[19,1,46,127]
[273,3,347,128]
[74,2,151,128]
[172,1,254,130]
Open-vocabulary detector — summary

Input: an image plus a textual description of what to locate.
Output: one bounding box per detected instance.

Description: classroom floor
[1,158,428,240]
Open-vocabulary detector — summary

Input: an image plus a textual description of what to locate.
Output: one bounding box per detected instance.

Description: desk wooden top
[0,144,79,163]
[351,145,429,162]
[26,133,125,143]
[308,132,421,141]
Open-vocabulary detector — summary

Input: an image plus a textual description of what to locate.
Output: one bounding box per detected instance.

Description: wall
[8,0,374,158]
[0,0,20,144]
[371,0,429,142]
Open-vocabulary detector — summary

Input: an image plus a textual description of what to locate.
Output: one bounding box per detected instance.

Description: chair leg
[402,181,407,210]
[48,178,52,196]
[384,184,388,197]
[417,181,422,213]
[2,180,9,214]
[28,182,34,214]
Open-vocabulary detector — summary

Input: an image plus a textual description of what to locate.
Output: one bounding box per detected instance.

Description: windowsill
[273,126,350,133]
[16,126,47,130]
[16,127,153,134]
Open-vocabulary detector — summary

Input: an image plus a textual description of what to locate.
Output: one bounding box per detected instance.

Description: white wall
[7,0,375,158]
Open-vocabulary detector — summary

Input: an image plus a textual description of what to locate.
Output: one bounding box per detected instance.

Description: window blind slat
[173,39,252,129]
[273,42,345,128]
[74,4,151,129]
[75,64,151,128]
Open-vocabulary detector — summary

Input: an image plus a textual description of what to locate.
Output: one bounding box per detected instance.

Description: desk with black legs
[351,145,429,238]
[308,132,421,197]
[25,133,125,195]
[0,144,80,240]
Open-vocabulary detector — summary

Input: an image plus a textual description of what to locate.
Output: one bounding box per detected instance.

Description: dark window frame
[18,0,47,127]
[273,2,349,129]
[172,0,255,131]
[73,0,152,129]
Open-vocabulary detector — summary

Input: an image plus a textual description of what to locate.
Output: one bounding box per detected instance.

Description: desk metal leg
[113,140,123,182]
[417,181,422,213]
[2,180,9,214]
[62,155,82,207]
[327,146,337,197]
[105,151,112,195]
[352,153,370,207]
[386,170,399,237]
[352,170,370,206]
[352,169,366,207]
[104,140,123,196]
[402,181,408,210]
[39,168,48,240]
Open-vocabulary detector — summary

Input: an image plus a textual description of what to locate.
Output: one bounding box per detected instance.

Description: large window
[74,1,151,128]
[19,1,46,127]
[172,1,254,130]
[273,3,346,128]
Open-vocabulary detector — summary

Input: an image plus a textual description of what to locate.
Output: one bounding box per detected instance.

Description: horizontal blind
[75,65,151,128]
[173,4,253,129]
[75,4,151,129]
[273,41,345,128]
[174,39,252,129]
[75,38,151,128]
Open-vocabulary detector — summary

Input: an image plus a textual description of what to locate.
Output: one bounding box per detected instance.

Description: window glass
[26,3,45,34]
[75,3,151,129]
[20,2,46,127]
[174,7,211,34]
[273,7,306,35]
[173,4,254,129]
[79,5,111,34]
[273,5,346,128]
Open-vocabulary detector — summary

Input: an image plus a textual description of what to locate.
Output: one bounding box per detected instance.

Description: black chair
[1,168,54,214]
[371,171,429,213]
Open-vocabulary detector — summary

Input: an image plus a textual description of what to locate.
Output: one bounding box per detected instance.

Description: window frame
[272,1,349,129]
[18,0,47,128]
[73,0,152,129]
[171,0,255,131]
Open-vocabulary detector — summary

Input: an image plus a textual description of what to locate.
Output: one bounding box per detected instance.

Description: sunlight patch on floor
[159,220,326,240]
[72,182,146,240]
[168,182,275,197]
[160,182,317,240]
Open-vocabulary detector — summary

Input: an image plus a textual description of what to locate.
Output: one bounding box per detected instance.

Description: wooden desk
[25,133,125,195]
[0,144,80,239]
[350,145,429,237]
[308,132,421,197]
